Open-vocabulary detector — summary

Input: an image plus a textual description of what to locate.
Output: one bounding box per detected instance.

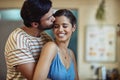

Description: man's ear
[31,22,39,28]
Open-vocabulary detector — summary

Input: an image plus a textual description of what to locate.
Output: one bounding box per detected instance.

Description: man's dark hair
[20,0,52,27]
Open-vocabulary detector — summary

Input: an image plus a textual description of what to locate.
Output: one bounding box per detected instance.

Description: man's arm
[17,62,36,80]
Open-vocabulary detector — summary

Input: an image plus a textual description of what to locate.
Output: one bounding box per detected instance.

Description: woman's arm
[70,50,80,80]
[33,41,57,80]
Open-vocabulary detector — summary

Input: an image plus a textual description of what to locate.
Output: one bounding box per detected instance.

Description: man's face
[38,8,55,30]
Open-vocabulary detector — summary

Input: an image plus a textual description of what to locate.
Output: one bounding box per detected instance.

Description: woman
[33,9,79,80]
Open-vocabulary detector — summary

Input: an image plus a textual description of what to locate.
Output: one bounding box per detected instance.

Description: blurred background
[0,0,120,80]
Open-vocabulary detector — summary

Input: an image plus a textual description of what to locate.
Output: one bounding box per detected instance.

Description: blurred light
[0,9,22,21]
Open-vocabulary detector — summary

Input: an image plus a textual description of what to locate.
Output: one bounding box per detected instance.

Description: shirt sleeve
[6,31,35,67]
[7,48,35,67]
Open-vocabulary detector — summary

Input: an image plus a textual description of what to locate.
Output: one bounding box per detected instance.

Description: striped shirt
[4,28,52,80]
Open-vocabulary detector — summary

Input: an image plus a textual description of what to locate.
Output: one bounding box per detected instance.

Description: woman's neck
[55,40,69,49]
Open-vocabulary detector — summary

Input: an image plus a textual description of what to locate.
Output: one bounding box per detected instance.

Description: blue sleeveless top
[47,49,75,80]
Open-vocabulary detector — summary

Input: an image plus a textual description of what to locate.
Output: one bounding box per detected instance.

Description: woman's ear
[72,24,76,32]
[31,22,39,28]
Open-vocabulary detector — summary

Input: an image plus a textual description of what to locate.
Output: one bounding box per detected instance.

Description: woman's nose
[59,26,64,32]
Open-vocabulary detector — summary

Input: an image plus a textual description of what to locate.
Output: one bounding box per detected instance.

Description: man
[4,0,55,80]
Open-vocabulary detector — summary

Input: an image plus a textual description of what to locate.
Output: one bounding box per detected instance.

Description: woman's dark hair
[20,0,52,27]
[53,9,77,27]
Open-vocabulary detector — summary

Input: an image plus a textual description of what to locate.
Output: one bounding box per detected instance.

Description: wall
[0,21,23,79]
[78,0,120,79]
[0,0,120,80]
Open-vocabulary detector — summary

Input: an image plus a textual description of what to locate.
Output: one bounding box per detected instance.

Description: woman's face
[53,16,76,42]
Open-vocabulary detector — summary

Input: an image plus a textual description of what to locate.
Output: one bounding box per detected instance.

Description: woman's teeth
[58,33,65,37]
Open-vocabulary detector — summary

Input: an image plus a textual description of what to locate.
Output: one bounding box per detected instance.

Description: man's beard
[37,23,53,30]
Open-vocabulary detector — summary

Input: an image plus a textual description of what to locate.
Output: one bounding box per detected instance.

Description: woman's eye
[63,26,68,28]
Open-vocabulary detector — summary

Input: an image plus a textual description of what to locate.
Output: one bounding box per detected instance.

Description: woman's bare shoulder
[69,49,75,60]
[41,41,57,57]
[44,41,57,48]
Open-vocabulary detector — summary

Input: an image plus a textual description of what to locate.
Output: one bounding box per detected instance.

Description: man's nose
[52,16,55,22]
